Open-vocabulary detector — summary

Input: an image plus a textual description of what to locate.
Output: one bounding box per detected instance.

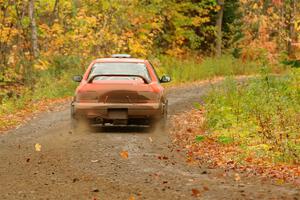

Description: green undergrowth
[155,55,285,83]
[0,55,85,127]
[204,69,300,163]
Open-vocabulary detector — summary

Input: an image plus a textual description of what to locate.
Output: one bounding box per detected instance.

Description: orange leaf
[191,189,201,197]
[120,151,129,159]
[129,196,135,200]
[203,186,209,191]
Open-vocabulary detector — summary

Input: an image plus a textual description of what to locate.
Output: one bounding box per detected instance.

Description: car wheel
[159,102,168,130]
[150,102,168,132]
[70,105,92,134]
[71,116,93,134]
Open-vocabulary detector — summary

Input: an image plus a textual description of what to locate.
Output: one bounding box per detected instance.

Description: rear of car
[71,55,171,131]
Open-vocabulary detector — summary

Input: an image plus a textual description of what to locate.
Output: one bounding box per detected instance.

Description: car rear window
[88,62,151,81]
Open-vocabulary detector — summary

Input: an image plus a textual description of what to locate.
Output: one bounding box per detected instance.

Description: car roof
[94,58,146,63]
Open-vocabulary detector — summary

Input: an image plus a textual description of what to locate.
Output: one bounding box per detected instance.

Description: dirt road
[0,82,299,200]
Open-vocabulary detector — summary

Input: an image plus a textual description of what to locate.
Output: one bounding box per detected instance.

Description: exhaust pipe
[95,117,103,124]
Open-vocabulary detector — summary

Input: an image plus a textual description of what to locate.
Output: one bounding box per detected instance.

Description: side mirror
[73,75,83,82]
[160,75,171,83]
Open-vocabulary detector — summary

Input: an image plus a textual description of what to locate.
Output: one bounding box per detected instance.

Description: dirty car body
[71,55,171,129]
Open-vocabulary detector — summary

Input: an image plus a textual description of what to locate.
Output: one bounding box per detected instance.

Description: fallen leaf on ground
[276,179,285,185]
[91,160,99,163]
[234,173,241,181]
[191,189,201,197]
[187,128,193,133]
[72,178,79,183]
[186,156,196,164]
[35,143,42,152]
[129,196,135,200]
[158,155,168,160]
[149,137,153,142]
[120,151,129,159]
[203,186,209,191]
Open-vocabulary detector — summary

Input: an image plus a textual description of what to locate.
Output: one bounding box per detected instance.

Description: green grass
[204,69,300,163]
[154,55,283,83]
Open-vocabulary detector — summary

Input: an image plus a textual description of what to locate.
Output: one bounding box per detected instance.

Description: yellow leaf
[149,137,153,142]
[276,179,285,185]
[295,20,300,31]
[253,3,258,9]
[34,59,50,70]
[234,173,241,181]
[35,143,42,152]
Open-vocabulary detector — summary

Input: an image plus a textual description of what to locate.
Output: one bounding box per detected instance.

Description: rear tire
[160,101,168,130]
[150,102,168,132]
[70,104,92,134]
[158,108,168,131]
[71,117,93,134]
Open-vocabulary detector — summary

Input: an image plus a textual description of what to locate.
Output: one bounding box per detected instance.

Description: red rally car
[71,54,171,131]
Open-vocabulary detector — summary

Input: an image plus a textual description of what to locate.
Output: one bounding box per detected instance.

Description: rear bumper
[72,102,163,119]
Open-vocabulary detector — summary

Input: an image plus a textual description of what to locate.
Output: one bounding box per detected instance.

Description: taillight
[76,91,98,102]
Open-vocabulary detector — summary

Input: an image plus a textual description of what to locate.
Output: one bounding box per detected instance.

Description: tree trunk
[0,4,9,66]
[215,0,224,57]
[287,0,297,58]
[29,0,39,58]
[52,0,59,22]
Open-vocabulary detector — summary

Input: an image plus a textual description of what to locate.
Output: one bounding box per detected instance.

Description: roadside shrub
[204,70,300,163]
